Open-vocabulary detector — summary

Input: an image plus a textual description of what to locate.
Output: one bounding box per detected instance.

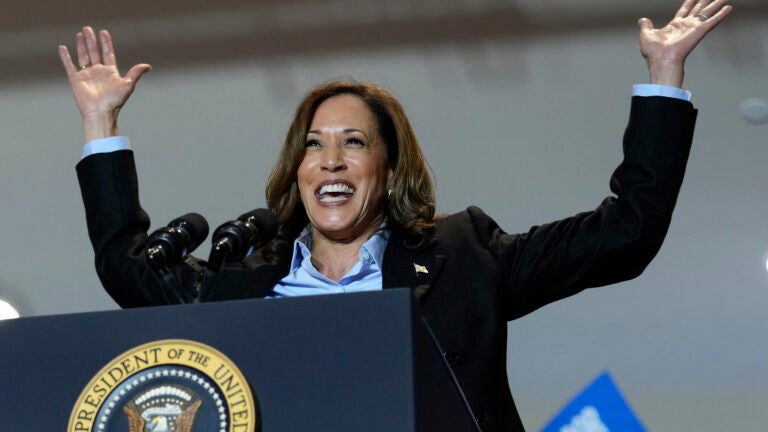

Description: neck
[310,225,380,282]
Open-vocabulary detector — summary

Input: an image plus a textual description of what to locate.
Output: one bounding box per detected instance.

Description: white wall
[0,16,766,431]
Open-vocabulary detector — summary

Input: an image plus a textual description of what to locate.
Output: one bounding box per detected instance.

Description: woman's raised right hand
[58,26,151,141]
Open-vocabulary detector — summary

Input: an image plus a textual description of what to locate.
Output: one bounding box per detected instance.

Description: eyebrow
[307,128,369,137]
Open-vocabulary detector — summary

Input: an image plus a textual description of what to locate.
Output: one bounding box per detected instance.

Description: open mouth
[316,182,355,203]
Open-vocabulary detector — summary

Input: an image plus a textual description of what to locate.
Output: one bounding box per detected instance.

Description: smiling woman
[59,1,732,430]
[264,84,434,281]
[294,95,392,279]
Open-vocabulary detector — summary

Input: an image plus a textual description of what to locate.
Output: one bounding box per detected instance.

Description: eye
[345,137,365,147]
[304,139,322,148]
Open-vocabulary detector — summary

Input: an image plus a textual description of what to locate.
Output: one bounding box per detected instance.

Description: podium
[0,289,479,431]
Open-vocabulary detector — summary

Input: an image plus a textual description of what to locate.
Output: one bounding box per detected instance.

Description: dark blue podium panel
[0,289,477,431]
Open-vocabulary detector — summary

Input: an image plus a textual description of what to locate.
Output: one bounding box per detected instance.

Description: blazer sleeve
[474,96,698,320]
[76,150,278,307]
[76,150,196,307]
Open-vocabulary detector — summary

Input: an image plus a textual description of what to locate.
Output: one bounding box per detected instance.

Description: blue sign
[541,371,646,432]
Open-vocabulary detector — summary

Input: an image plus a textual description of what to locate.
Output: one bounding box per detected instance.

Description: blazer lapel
[382,237,445,302]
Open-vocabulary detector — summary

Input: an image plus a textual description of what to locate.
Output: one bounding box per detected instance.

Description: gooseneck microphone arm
[199,209,278,302]
[146,243,188,304]
[145,213,209,304]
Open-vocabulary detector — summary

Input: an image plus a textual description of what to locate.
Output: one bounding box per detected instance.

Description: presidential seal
[68,339,258,432]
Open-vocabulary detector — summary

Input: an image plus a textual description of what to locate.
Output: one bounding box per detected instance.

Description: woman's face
[297,94,393,243]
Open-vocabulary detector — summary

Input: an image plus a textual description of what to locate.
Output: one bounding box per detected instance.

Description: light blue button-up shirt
[268,226,390,297]
[81,85,691,297]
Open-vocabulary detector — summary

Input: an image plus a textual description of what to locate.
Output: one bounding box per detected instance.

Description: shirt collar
[288,224,391,272]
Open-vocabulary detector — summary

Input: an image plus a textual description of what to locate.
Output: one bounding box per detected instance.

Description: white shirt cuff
[82,136,131,159]
[633,84,691,102]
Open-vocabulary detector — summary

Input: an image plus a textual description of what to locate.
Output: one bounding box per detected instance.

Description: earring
[387,189,392,198]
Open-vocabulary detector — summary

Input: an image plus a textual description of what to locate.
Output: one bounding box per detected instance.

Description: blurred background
[0,0,766,429]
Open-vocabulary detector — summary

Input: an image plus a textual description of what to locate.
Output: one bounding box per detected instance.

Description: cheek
[363,168,390,203]
[296,158,312,186]
[296,160,314,200]
[373,162,392,188]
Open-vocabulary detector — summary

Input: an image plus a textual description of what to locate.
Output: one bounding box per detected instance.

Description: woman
[60,1,731,430]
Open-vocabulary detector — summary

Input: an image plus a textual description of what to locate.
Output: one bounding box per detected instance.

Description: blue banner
[541,371,646,432]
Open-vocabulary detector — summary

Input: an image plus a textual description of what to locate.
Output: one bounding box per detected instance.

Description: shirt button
[444,349,462,366]
[362,252,370,261]
[476,411,493,431]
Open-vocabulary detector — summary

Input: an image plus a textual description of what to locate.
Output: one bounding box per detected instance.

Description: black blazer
[77,96,697,431]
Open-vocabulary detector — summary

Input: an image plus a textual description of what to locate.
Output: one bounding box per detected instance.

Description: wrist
[82,111,120,142]
[647,58,685,88]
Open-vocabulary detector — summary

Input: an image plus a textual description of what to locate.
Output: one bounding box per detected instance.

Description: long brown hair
[263,79,436,262]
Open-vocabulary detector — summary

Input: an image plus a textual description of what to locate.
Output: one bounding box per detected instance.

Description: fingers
[637,18,654,31]
[689,0,713,17]
[125,64,153,85]
[61,25,153,85]
[675,0,698,18]
[676,0,724,20]
[669,0,732,31]
[688,0,732,21]
[67,26,125,71]
[58,45,77,76]
[699,0,732,26]
[83,26,102,66]
[100,30,117,67]
[76,31,89,69]
[700,5,732,33]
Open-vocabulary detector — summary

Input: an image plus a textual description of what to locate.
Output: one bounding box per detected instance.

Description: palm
[640,16,709,64]
[68,64,137,117]
[636,0,731,86]
[58,27,150,121]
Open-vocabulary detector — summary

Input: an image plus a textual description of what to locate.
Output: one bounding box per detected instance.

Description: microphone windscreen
[169,212,210,250]
[237,208,279,246]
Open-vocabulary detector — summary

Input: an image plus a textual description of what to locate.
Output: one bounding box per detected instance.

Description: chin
[315,221,357,236]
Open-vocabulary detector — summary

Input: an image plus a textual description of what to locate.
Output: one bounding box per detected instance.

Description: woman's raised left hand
[638,0,732,88]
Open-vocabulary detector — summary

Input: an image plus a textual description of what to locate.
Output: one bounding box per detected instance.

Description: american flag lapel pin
[414,263,429,276]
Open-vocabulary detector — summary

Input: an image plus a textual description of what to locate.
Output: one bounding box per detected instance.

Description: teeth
[319,195,349,203]
[318,183,355,194]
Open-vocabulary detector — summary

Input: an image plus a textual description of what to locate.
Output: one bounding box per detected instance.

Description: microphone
[209,208,279,265]
[199,209,278,302]
[145,213,209,304]
[146,213,209,268]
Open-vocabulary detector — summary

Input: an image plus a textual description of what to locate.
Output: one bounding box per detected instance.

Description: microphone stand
[198,209,277,302]
[197,238,230,303]
[146,244,193,304]
[198,218,255,302]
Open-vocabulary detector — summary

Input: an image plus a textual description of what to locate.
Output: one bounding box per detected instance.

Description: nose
[321,144,346,172]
